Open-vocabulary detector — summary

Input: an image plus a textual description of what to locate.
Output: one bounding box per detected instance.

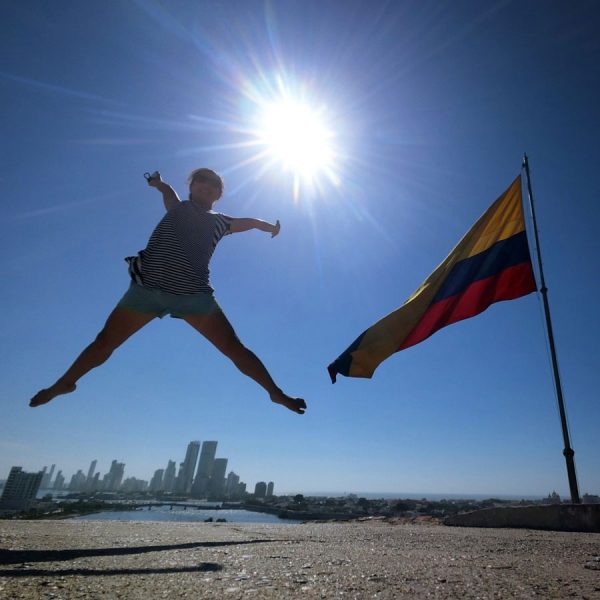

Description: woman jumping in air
[29,168,306,415]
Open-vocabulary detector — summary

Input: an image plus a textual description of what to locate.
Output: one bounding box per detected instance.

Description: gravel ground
[0,519,599,599]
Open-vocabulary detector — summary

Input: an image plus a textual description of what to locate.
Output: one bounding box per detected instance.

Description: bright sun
[257,100,335,180]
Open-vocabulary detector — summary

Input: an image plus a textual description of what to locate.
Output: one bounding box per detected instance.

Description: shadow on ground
[0,539,284,577]
[0,562,223,578]
[0,539,280,565]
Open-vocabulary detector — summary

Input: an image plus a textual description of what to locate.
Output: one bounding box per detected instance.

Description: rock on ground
[0,519,599,599]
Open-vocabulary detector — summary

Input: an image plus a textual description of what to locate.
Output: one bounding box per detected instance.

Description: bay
[68,505,301,524]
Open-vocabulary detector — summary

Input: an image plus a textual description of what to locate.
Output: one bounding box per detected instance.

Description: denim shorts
[117,282,221,319]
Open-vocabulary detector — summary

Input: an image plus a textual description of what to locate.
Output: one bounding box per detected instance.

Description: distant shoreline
[31,488,550,502]
[276,492,548,501]
[6,490,596,524]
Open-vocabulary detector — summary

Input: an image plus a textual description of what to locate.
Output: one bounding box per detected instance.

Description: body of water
[68,506,301,524]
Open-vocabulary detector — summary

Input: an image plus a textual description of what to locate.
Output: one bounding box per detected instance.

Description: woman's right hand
[270,220,281,238]
[145,171,162,187]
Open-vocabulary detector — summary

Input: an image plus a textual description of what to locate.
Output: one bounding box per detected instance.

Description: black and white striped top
[126,201,232,295]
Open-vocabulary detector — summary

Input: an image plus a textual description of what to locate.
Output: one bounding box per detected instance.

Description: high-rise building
[89,472,100,492]
[41,464,56,489]
[254,481,267,498]
[191,441,217,498]
[86,460,97,482]
[225,471,240,498]
[163,460,176,493]
[103,460,125,491]
[174,463,185,492]
[69,470,87,491]
[149,469,165,492]
[266,481,274,497]
[0,467,43,511]
[207,458,228,498]
[176,441,200,494]
[53,470,65,490]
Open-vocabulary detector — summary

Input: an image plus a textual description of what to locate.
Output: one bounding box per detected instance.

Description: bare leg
[29,307,157,407]
[183,310,306,415]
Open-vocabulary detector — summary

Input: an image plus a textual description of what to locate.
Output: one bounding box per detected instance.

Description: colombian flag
[328,175,537,383]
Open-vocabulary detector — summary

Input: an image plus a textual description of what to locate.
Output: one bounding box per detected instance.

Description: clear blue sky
[1,1,598,498]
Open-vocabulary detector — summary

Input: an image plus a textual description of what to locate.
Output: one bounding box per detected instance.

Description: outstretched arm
[147,174,181,211]
[229,218,280,238]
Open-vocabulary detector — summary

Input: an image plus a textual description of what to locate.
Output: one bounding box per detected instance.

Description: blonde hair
[187,168,224,200]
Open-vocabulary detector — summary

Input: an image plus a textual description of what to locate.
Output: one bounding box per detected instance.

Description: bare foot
[271,391,307,415]
[29,381,76,407]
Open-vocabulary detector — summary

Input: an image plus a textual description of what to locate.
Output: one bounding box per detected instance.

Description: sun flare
[229,74,344,200]
[257,100,335,181]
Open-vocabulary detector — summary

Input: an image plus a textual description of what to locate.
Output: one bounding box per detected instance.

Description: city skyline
[0,439,275,499]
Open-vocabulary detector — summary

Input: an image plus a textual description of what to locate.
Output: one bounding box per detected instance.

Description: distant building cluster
[0,440,274,507]
[254,480,275,498]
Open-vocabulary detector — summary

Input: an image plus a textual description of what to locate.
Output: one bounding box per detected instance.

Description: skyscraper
[86,460,97,482]
[254,481,267,498]
[41,464,56,489]
[207,458,228,498]
[176,441,200,494]
[226,471,240,498]
[175,463,185,492]
[191,441,217,498]
[53,471,65,490]
[103,460,125,491]
[84,460,97,492]
[149,469,164,492]
[163,460,176,493]
[0,467,43,511]
[69,470,86,491]
[266,481,274,497]
[90,472,100,492]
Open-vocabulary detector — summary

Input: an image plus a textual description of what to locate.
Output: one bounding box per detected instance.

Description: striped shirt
[126,201,232,295]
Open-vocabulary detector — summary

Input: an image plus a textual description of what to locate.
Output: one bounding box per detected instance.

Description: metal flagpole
[522,153,581,504]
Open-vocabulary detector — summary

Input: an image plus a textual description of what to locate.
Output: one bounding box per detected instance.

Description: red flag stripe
[398,262,536,351]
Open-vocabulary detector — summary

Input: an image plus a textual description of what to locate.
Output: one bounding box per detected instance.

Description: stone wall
[444,504,600,532]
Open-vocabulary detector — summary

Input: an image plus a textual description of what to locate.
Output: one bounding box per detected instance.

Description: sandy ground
[0,519,599,599]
